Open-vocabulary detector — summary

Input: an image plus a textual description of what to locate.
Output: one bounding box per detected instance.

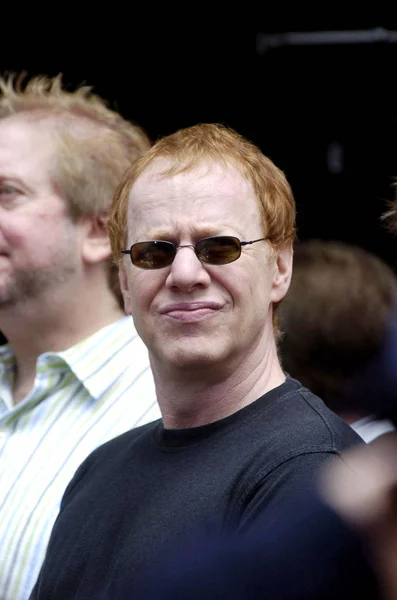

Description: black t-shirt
[131,489,380,600]
[31,378,362,599]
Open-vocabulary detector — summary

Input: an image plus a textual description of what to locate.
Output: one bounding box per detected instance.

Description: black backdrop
[2,18,397,267]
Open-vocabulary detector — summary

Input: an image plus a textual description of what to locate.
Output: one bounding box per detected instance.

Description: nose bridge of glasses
[165,243,208,285]
[175,243,199,256]
[176,243,196,250]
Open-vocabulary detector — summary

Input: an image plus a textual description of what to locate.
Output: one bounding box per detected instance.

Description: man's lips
[159,302,222,321]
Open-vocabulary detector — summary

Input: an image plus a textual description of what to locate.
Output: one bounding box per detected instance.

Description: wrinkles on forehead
[126,160,264,242]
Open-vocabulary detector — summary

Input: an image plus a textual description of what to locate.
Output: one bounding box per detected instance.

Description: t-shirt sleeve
[238,451,341,530]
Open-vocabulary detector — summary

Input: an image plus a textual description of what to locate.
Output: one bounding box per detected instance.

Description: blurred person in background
[278,239,397,442]
[0,73,160,600]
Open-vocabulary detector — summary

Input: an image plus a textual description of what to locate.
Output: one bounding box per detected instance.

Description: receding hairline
[0,108,118,144]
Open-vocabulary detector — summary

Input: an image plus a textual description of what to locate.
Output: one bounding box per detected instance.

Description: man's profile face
[120,159,291,373]
[0,116,83,308]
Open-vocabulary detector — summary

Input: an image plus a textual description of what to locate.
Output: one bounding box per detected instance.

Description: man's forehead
[0,115,55,173]
[0,115,53,154]
[125,158,263,239]
[0,113,45,135]
[129,158,253,203]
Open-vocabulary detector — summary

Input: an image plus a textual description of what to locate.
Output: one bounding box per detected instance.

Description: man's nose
[165,245,211,292]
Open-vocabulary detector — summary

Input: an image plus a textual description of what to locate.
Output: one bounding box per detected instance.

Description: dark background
[2,17,397,267]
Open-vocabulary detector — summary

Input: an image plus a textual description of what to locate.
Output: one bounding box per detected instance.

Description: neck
[0,277,124,405]
[152,337,286,429]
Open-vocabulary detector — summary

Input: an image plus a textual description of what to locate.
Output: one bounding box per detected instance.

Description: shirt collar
[0,316,150,402]
[58,316,151,400]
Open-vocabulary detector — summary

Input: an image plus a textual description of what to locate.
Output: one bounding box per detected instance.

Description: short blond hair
[0,73,151,305]
[0,73,151,216]
[108,123,296,261]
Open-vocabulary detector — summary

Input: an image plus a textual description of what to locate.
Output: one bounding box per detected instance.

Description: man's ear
[119,266,133,315]
[270,244,293,303]
[81,212,112,265]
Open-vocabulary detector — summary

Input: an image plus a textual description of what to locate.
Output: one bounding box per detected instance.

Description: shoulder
[60,419,161,505]
[265,378,363,454]
[92,419,160,456]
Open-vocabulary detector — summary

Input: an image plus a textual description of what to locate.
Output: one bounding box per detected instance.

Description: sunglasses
[121,236,267,270]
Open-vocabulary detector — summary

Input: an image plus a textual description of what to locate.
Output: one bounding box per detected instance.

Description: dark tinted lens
[130,241,176,269]
[196,236,241,265]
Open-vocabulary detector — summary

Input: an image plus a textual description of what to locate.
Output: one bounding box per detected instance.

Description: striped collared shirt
[0,316,160,600]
